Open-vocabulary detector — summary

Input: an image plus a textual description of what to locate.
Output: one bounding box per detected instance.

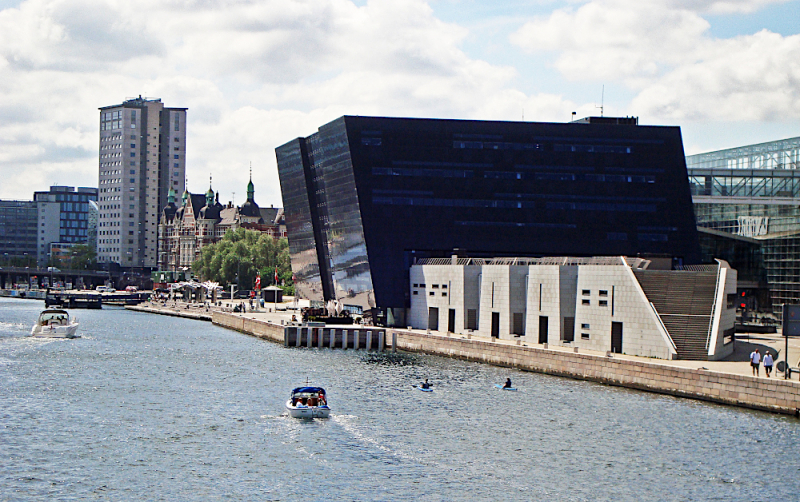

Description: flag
[274,266,279,284]
[254,273,261,291]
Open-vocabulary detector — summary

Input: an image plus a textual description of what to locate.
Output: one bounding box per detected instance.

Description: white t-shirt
[750,351,761,364]
[763,354,774,366]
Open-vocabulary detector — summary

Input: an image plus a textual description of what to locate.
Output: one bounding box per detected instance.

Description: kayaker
[421,379,430,389]
[503,378,512,389]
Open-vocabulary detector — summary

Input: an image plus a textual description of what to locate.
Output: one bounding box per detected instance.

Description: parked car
[95,286,109,292]
[125,286,138,292]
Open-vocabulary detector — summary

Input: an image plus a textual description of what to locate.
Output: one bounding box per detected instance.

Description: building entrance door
[611,322,623,353]
[448,309,456,333]
[538,316,548,344]
[491,312,500,338]
[428,307,439,331]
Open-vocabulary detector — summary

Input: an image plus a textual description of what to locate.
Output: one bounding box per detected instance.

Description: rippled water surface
[1,297,799,501]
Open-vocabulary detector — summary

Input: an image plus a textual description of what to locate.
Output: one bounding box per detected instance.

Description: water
[1,297,798,501]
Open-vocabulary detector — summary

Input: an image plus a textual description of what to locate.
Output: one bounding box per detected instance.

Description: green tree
[67,245,96,270]
[192,228,293,294]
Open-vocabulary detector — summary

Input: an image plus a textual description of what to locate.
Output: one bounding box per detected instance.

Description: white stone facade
[410,257,737,361]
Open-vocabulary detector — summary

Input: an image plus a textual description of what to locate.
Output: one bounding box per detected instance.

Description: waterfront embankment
[128,301,800,416]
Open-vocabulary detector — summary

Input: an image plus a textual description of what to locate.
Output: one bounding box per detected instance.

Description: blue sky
[0,0,798,206]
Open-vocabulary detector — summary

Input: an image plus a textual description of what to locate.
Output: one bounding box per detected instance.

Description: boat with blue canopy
[286,386,331,418]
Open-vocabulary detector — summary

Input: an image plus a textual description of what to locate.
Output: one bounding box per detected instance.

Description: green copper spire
[247,163,254,201]
[167,187,176,205]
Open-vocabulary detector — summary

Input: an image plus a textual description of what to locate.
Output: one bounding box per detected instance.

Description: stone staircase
[633,270,718,360]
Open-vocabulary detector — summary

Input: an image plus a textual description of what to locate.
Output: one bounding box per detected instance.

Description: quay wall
[127,304,212,321]
[125,305,800,416]
[212,312,284,343]
[391,329,800,417]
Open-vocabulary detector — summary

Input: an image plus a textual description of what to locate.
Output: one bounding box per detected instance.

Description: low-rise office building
[409,256,736,361]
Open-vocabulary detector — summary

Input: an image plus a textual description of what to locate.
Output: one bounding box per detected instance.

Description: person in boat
[421,379,430,389]
[503,378,512,389]
[318,392,326,406]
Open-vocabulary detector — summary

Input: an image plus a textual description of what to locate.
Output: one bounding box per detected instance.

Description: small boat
[31,309,79,338]
[412,384,433,392]
[286,386,330,418]
[494,383,517,391]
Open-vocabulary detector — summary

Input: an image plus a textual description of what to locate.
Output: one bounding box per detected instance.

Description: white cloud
[510,0,800,122]
[0,0,578,202]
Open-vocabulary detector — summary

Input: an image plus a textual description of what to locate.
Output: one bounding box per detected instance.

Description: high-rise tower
[97,97,187,268]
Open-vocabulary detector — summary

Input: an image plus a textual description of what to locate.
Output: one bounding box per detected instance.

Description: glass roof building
[277,116,701,326]
[687,136,800,312]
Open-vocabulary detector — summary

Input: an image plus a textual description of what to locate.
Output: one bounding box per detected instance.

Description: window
[130,153,135,157]
[129,178,135,183]
[582,299,590,305]
[174,155,179,159]
[412,284,418,288]
[419,284,426,288]
[581,333,590,339]
[581,323,590,329]
[599,300,608,307]
[174,163,179,168]
[582,289,590,296]
[130,170,136,174]
[442,292,447,297]
[174,115,180,132]
[442,284,447,289]
[413,291,418,295]
[130,144,135,148]
[432,284,439,289]
[599,290,608,296]
[429,292,435,296]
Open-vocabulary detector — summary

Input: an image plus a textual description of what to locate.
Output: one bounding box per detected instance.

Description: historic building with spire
[157,175,286,272]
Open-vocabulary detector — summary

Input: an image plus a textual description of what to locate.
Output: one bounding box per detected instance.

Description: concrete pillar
[392,332,397,353]
[296,328,303,347]
[378,331,385,352]
[330,329,337,349]
[284,327,289,347]
[367,330,373,351]
[354,329,360,350]
[307,328,313,348]
[319,329,325,348]
[343,330,348,350]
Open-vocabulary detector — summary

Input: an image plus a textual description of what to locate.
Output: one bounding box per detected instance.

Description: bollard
[367,330,373,351]
[392,332,397,353]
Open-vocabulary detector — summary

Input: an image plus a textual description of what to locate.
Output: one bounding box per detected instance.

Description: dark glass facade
[277,116,701,322]
[0,201,37,259]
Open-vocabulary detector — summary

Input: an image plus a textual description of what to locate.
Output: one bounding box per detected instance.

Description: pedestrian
[749,348,761,376]
[763,351,774,378]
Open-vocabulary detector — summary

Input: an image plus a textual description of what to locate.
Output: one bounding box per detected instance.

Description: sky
[1,0,799,207]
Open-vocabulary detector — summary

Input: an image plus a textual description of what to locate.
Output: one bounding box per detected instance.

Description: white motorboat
[285,386,330,418]
[31,309,79,338]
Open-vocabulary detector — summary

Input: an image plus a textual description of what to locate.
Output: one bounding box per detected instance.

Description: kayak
[494,384,517,391]
[412,384,433,392]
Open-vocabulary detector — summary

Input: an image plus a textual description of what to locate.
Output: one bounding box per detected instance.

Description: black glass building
[276,116,700,325]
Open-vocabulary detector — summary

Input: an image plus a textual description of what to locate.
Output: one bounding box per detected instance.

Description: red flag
[274,266,279,284]
[254,273,261,290]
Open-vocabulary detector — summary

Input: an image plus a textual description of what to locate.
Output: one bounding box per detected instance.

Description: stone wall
[391,329,800,416]
[212,312,284,343]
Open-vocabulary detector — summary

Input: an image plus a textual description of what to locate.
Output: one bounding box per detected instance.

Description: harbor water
[1,297,798,501]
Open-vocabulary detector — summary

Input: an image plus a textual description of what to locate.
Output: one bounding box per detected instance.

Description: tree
[192,228,293,294]
[67,245,96,270]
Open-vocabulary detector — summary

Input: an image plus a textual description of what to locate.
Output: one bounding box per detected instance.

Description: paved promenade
[130,298,800,380]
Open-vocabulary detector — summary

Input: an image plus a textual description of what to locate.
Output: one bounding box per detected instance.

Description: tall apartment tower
[98,97,187,268]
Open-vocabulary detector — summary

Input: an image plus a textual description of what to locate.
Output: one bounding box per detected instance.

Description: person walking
[749,348,761,376]
[763,351,774,378]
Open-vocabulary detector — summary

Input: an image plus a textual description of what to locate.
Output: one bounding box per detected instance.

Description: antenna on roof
[596,85,605,117]
[232,192,236,205]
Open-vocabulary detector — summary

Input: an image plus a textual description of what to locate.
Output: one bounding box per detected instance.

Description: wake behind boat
[286,386,330,419]
[31,309,79,338]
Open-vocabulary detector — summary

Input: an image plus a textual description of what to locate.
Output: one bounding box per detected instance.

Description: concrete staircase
[633,270,718,360]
